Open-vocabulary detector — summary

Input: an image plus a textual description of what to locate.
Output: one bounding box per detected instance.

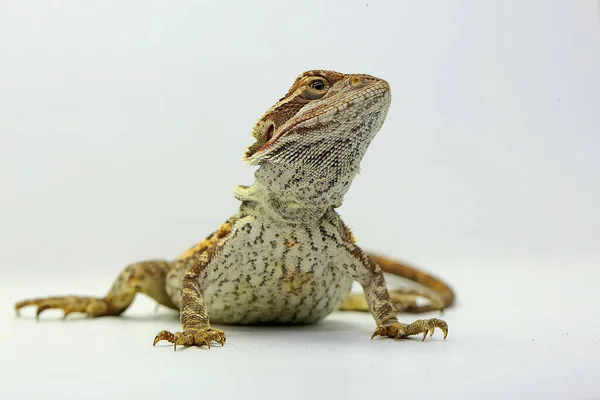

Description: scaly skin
[15,70,454,350]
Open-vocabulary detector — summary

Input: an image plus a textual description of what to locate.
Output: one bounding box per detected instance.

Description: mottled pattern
[15,70,454,349]
[200,207,355,324]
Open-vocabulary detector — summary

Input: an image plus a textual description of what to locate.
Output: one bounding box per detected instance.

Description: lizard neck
[234,161,359,223]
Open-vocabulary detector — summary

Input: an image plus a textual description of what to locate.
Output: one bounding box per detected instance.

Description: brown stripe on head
[244,70,346,159]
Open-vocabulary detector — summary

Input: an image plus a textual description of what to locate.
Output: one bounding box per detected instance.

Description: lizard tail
[367,253,455,312]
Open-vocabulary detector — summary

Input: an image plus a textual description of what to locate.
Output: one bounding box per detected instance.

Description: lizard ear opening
[244,121,275,160]
[265,124,274,141]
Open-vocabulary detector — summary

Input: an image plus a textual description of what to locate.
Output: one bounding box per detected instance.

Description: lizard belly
[205,262,352,325]
[204,220,353,325]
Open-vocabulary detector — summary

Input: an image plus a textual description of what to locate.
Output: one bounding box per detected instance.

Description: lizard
[15,70,455,350]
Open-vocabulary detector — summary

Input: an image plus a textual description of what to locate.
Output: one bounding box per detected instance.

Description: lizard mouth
[247,80,391,165]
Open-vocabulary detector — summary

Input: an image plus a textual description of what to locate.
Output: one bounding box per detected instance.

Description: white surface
[1,1,599,399]
[3,264,599,400]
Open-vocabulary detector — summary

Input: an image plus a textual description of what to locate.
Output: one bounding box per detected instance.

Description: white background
[1,1,599,399]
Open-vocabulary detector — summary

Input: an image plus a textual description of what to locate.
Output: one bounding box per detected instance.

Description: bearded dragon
[15,70,455,350]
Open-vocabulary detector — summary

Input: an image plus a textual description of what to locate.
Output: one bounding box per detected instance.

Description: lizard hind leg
[339,287,445,314]
[15,260,177,319]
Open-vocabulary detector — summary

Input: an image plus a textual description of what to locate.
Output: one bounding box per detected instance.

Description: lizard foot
[14,296,113,319]
[371,318,448,341]
[153,327,226,350]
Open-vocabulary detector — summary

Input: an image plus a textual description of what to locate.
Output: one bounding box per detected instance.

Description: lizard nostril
[350,76,363,87]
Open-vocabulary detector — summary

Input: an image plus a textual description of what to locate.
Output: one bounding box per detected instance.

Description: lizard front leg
[153,251,226,350]
[339,244,448,341]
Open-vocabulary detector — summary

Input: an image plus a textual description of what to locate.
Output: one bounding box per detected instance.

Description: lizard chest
[204,216,353,325]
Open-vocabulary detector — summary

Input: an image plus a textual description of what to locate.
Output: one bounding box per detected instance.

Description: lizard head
[244,70,391,169]
[241,70,391,212]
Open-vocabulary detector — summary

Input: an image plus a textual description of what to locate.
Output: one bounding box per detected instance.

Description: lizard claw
[372,318,448,341]
[15,296,112,319]
[371,323,407,340]
[407,318,448,341]
[153,327,226,351]
[153,330,175,347]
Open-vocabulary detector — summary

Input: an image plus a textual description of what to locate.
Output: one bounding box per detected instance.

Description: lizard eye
[302,77,329,100]
[310,80,325,91]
